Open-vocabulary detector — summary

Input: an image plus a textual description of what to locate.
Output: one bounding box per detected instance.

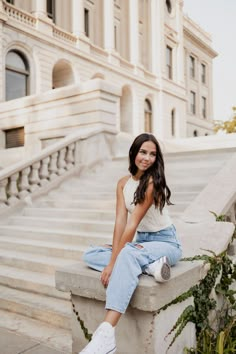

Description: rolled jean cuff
[105,304,125,314]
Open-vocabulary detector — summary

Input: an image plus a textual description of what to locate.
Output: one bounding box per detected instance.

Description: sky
[183,0,236,122]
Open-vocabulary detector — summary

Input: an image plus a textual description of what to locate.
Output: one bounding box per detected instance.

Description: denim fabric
[83,224,182,314]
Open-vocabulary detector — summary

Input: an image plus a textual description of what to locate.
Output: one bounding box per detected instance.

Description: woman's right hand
[101,263,114,287]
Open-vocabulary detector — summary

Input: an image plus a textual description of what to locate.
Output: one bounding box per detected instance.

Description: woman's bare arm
[110,177,129,264]
[101,179,154,286]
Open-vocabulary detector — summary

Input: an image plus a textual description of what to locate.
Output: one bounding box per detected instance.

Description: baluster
[0,179,8,208]
[58,148,67,175]
[29,162,41,192]
[18,167,31,199]
[7,172,20,205]
[48,152,59,180]
[39,157,50,186]
[65,143,75,170]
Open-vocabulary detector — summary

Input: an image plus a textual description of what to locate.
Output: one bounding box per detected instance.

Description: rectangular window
[114,25,117,50]
[84,8,89,37]
[47,0,55,22]
[190,91,196,114]
[190,55,195,78]
[166,46,173,80]
[5,127,24,149]
[201,63,206,84]
[202,96,207,118]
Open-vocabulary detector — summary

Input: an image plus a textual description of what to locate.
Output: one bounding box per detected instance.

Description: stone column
[31,0,52,35]
[0,0,7,103]
[149,0,158,76]
[31,0,47,17]
[103,0,115,52]
[128,0,139,66]
[71,0,85,37]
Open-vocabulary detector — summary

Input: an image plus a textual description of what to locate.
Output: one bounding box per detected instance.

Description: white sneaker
[145,256,171,282]
[79,322,116,354]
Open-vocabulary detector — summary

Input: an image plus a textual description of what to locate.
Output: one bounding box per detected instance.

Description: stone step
[168,182,206,192]
[8,216,115,233]
[170,191,197,203]
[22,207,115,221]
[0,309,71,353]
[35,198,115,209]
[0,236,86,259]
[0,264,69,300]
[0,249,78,274]
[167,202,189,213]
[0,285,71,330]
[0,225,112,245]
[48,190,116,200]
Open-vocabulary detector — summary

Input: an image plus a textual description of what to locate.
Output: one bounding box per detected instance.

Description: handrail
[3,1,37,27]
[0,127,108,208]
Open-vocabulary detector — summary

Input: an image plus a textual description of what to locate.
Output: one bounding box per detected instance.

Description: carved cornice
[184,27,218,58]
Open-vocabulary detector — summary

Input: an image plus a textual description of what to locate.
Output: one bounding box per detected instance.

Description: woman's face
[134,141,156,173]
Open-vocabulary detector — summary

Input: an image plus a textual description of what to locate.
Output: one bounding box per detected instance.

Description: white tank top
[123,177,172,232]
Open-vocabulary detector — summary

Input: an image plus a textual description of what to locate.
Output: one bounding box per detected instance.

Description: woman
[79,133,182,354]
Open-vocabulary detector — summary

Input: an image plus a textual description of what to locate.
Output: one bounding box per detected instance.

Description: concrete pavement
[0,328,67,354]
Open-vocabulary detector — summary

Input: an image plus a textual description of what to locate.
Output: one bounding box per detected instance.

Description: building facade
[0,0,217,156]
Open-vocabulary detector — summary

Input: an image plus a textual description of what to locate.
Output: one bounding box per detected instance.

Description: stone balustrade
[52,25,77,44]
[0,127,115,213]
[3,1,36,27]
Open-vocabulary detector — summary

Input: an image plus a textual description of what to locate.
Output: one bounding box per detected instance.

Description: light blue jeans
[83,225,182,314]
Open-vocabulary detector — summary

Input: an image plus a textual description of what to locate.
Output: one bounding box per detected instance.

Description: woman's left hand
[101,263,114,287]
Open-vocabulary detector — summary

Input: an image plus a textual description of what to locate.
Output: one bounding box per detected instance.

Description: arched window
[144,99,152,133]
[171,109,175,137]
[5,50,29,101]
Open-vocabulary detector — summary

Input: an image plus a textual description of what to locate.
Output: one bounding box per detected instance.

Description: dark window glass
[190,91,196,114]
[5,51,29,101]
[47,0,55,22]
[84,8,89,37]
[5,127,24,148]
[171,109,175,136]
[190,56,195,78]
[202,96,207,118]
[166,0,172,13]
[201,63,206,84]
[166,46,172,79]
[144,99,152,133]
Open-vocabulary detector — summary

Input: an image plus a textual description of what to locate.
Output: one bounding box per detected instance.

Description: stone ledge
[55,259,205,312]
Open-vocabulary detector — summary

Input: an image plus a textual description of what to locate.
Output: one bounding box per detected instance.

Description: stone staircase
[0,147,235,353]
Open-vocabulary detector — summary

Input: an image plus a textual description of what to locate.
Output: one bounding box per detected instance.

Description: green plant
[70,291,92,342]
[156,249,236,353]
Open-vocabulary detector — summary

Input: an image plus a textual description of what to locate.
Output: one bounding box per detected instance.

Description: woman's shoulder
[117,175,130,190]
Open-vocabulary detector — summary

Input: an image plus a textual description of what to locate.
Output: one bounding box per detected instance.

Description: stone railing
[0,128,115,213]
[182,152,236,224]
[3,1,36,27]
[52,25,77,44]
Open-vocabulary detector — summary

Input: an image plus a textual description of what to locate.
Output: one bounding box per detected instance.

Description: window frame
[47,0,56,22]
[84,8,90,37]
[166,46,173,80]
[190,91,196,115]
[202,96,207,118]
[144,99,152,133]
[189,55,195,79]
[5,50,30,101]
[201,63,206,84]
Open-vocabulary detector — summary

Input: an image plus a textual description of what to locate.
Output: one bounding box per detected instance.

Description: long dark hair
[128,133,172,212]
